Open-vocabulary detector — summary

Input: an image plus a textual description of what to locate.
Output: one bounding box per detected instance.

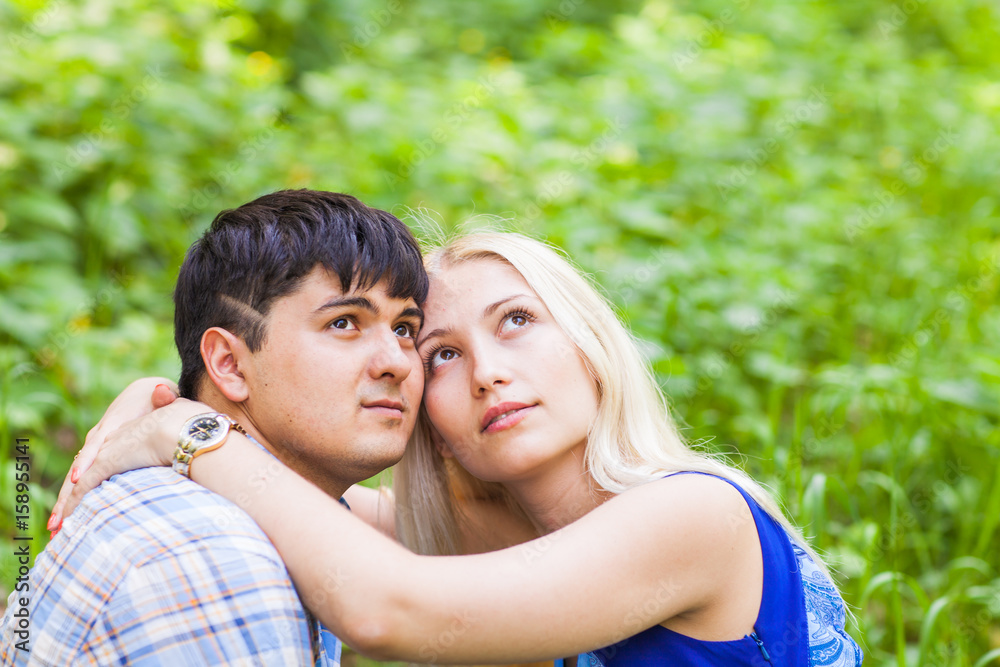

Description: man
[0,190,428,665]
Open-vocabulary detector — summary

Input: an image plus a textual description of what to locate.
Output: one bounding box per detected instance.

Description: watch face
[189,416,222,441]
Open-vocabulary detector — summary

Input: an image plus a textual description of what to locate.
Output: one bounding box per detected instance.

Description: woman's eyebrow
[417,326,452,349]
[418,294,533,348]
[482,294,531,318]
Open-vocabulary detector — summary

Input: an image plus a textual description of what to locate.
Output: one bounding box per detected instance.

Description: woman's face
[417,258,601,483]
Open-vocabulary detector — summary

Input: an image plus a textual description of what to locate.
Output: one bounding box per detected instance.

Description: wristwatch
[172,413,247,478]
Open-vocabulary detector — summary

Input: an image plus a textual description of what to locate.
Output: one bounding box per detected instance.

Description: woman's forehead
[422,259,534,323]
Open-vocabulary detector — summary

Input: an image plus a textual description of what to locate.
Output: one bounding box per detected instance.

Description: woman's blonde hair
[395,231,828,574]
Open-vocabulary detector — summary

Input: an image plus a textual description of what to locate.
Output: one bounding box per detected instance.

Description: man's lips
[481,402,535,433]
[363,399,405,419]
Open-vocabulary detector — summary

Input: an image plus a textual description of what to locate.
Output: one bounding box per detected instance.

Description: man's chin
[345,440,408,479]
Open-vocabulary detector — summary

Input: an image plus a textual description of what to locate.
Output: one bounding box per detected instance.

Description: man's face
[238,266,424,491]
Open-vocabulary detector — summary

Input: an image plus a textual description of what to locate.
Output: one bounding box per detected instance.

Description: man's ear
[201,327,251,403]
[428,422,454,459]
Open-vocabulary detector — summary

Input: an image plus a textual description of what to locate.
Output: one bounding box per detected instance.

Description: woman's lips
[481,402,535,433]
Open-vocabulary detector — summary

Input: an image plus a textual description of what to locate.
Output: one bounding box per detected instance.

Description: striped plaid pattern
[1,466,339,666]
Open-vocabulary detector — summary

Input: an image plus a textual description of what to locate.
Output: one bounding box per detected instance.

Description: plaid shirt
[1,466,341,666]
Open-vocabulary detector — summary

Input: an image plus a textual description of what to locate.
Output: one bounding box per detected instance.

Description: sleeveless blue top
[582,472,862,666]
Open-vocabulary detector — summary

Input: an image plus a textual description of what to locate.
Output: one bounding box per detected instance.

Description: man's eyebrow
[400,306,424,329]
[313,296,379,316]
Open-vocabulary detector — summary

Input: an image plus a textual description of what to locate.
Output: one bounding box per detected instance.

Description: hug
[1,189,862,665]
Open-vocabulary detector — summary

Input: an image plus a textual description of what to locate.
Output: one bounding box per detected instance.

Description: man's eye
[394,323,415,338]
[330,318,357,330]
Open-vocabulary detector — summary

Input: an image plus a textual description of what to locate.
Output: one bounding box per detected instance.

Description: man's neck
[195,390,352,500]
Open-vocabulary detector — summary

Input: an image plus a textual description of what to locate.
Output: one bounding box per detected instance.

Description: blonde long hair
[395,232,829,575]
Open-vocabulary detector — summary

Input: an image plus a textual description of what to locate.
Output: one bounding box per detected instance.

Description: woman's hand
[50,387,211,533]
[49,377,179,532]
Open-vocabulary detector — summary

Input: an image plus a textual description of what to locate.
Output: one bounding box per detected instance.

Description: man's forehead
[302,264,416,304]
[301,266,421,312]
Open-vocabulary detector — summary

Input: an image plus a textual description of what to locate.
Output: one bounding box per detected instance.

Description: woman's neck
[503,445,613,533]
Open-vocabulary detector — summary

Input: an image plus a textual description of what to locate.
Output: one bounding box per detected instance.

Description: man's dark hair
[174,189,428,399]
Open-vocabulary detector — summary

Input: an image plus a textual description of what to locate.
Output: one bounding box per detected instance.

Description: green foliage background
[1,0,999,664]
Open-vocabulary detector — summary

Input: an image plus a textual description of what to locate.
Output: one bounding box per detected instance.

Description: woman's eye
[427,348,457,371]
[394,323,415,338]
[499,312,531,333]
[330,318,357,331]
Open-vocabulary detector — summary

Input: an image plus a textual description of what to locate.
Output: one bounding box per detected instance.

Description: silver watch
[172,413,245,478]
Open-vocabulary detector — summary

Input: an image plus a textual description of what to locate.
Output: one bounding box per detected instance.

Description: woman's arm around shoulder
[169,443,762,663]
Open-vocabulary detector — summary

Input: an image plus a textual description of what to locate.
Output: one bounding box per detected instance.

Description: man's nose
[368,328,414,381]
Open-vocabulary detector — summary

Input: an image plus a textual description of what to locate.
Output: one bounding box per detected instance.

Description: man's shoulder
[1,468,317,665]
[67,466,282,567]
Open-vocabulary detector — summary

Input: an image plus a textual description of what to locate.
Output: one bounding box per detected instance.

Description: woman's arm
[199,441,754,662]
[65,420,754,663]
[60,407,759,664]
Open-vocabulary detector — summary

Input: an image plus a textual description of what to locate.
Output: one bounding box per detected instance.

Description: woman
[54,232,862,665]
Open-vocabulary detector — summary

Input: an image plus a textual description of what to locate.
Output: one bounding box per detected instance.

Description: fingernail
[47,511,58,531]
[71,467,81,484]
[50,529,59,540]
[155,383,170,392]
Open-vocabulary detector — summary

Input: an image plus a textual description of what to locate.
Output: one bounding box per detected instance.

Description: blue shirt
[0,466,340,666]
[584,472,862,666]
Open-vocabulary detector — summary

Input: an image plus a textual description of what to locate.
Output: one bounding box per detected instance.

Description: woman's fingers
[49,474,76,532]
[55,398,210,525]
[54,379,181,530]
[62,451,116,521]
[71,379,174,483]
[72,421,109,483]
[151,383,179,409]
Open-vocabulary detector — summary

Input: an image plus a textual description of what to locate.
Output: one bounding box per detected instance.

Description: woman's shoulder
[606,471,761,573]
[623,471,756,526]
